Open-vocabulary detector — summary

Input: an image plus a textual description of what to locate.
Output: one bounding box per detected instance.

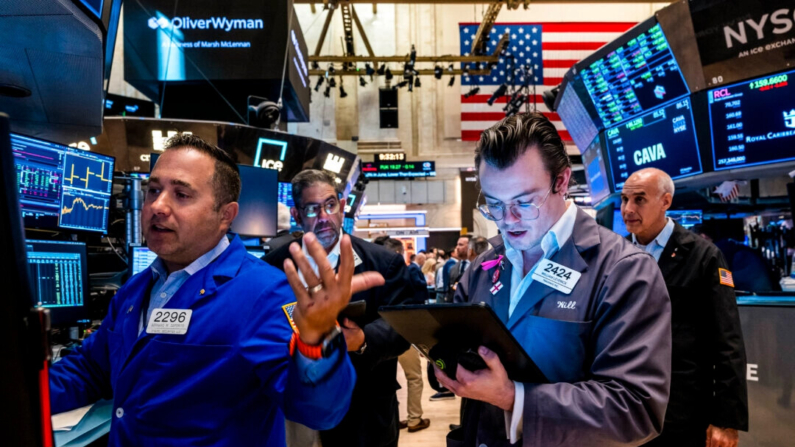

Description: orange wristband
[290,331,323,360]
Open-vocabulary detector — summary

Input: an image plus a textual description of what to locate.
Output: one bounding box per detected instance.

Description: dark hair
[383,238,405,255]
[474,112,571,193]
[469,236,490,256]
[291,169,338,208]
[372,235,390,246]
[162,134,241,210]
[409,254,417,262]
[460,234,473,242]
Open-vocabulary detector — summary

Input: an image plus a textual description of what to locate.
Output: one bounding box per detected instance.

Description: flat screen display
[708,69,795,170]
[580,22,690,128]
[131,246,158,276]
[362,161,436,179]
[278,182,298,229]
[25,240,89,325]
[580,135,612,204]
[605,97,702,189]
[667,210,702,228]
[12,133,115,233]
[230,165,278,237]
[557,83,600,150]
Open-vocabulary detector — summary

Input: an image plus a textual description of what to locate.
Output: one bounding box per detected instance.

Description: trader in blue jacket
[49,134,383,446]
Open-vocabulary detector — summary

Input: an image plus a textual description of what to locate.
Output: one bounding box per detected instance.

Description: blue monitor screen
[708,69,795,170]
[580,135,612,204]
[278,182,299,229]
[580,22,690,128]
[12,134,115,233]
[612,210,629,237]
[131,246,158,276]
[230,165,278,238]
[25,240,89,325]
[667,210,702,228]
[605,97,702,189]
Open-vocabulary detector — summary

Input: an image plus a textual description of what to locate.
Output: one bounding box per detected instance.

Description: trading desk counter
[736,292,795,446]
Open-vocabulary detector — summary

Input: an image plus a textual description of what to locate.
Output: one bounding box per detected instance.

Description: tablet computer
[379,302,547,383]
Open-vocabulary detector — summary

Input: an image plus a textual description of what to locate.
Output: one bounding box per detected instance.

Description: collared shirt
[502,201,578,443]
[140,237,230,334]
[504,201,578,318]
[631,218,675,262]
[298,231,342,287]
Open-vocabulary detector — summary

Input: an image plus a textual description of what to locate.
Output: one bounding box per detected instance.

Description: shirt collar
[632,217,675,250]
[151,236,231,280]
[504,201,578,268]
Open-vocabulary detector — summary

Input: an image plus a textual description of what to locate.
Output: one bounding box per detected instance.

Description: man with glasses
[266,169,415,447]
[436,113,672,446]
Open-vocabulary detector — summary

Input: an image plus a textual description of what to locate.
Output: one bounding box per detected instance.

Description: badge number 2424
[531,259,581,294]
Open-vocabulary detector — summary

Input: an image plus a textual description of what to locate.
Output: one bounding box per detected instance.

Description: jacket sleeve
[410,265,430,304]
[357,253,412,369]
[705,250,749,430]
[239,276,356,430]
[521,253,672,447]
[49,297,119,414]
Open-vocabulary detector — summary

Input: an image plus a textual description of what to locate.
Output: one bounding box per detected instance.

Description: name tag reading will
[531,260,581,295]
[147,309,192,335]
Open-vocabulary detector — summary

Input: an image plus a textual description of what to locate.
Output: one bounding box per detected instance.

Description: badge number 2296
[147,309,193,335]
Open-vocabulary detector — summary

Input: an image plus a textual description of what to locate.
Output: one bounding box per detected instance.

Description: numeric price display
[708,69,795,170]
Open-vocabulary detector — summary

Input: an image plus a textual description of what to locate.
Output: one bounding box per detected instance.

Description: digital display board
[376,152,406,162]
[605,98,702,189]
[12,134,115,233]
[708,69,795,170]
[557,84,599,150]
[580,22,690,128]
[667,210,702,228]
[278,182,298,229]
[580,135,612,204]
[362,161,436,179]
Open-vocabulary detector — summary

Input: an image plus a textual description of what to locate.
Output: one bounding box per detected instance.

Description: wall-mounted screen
[12,134,115,233]
[580,21,690,128]
[605,97,702,189]
[580,134,612,204]
[708,69,795,171]
[278,182,298,229]
[557,83,599,150]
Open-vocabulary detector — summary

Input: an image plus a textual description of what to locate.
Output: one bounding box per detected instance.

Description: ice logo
[784,110,795,129]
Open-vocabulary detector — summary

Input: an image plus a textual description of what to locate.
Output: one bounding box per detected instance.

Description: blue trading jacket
[49,236,355,446]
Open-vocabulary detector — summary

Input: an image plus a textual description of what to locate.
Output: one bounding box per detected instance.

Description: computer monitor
[580,134,612,205]
[612,209,629,237]
[25,240,89,326]
[12,133,115,233]
[667,210,702,228]
[131,246,158,276]
[230,165,278,237]
[278,182,299,229]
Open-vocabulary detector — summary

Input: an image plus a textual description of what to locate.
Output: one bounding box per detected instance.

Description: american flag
[459,22,636,142]
[719,268,735,288]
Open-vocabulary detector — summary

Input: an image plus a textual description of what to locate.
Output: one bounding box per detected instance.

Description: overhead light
[329,77,337,88]
[408,79,414,93]
[464,87,480,98]
[385,68,394,81]
[487,83,508,106]
[324,86,331,98]
[365,63,375,78]
[311,61,320,70]
[377,64,386,75]
[434,66,443,80]
[359,76,367,87]
[396,80,409,89]
[314,76,324,92]
[409,44,417,67]
[414,76,421,88]
[328,64,336,75]
[340,85,348,98]
[447,64,454,72]
[448,77,455,87]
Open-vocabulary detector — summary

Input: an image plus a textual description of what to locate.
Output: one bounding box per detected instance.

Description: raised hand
[283,233,384,345]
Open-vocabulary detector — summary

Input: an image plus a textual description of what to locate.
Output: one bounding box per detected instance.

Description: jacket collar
[657,222,695,278]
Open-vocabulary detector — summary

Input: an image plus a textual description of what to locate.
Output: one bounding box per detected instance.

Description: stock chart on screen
[12,134,115,233]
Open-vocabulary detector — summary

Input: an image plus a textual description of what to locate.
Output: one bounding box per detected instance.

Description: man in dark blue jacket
[49,135,380,446]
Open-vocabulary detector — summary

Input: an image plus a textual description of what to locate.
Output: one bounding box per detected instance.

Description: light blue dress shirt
[631,218,675,262]
[141,236,230,334]
[504,202,578,318]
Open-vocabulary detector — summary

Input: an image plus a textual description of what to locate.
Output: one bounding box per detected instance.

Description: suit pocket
[515,315,592,383]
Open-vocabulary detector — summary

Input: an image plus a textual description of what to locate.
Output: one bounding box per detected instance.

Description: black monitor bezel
[25,239,90,326]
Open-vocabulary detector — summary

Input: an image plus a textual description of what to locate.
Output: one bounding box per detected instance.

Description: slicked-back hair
[291,169,338,208]
[469,236,490,256]
[475,112,571,193]
[162,134,241,210]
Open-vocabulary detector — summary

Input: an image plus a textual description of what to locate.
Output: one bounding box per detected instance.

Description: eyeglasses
[301,198,340,218]
[477,187,553,221]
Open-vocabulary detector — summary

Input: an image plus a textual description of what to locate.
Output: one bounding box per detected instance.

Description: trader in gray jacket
[442,112,672,447]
